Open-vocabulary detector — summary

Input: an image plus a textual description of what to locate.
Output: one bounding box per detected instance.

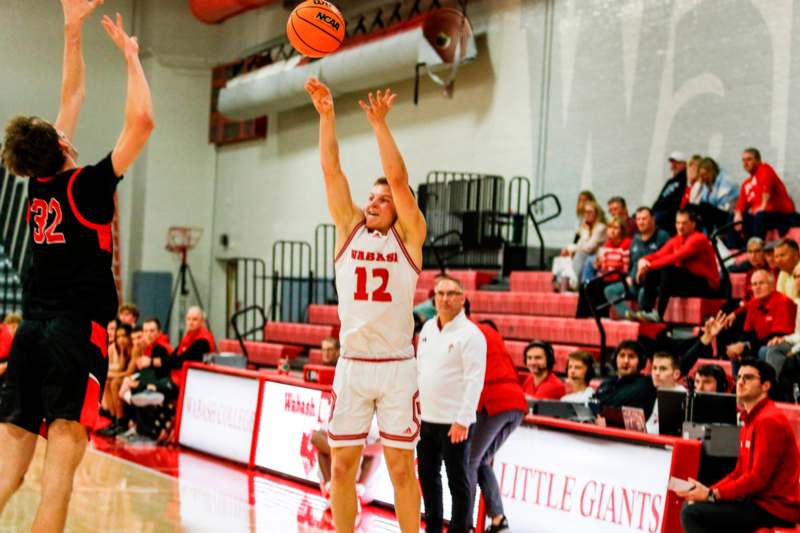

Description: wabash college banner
[493,425,673,533]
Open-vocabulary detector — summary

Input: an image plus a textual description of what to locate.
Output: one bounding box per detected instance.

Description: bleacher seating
[417,269,497,291]
[473,313,643,347]
[265,322,338,347]
[218,338,303,367]
[662,298,726,324]
[467,290,578,317]
[307,304,339,326]
[509,271,552,293]
[730,272,747,300]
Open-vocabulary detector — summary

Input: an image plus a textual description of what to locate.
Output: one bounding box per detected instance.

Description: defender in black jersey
[0,5,153,532]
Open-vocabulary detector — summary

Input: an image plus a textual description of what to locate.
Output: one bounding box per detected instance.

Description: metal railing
[224,258,268,340]
[526,193,562,269]
[314,223,337,304]
[582,269,632,376]
[710,220,744,301]
[271,240,314,323]
[507,176,531,244]
[430,230,464,274]
[229,304,267,358]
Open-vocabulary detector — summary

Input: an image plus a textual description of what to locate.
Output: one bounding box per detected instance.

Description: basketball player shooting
[305,76,426,533]
[0,4,153,531]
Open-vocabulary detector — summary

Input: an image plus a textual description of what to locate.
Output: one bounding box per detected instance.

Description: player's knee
[330,452,360,481]
[384,452,414,486]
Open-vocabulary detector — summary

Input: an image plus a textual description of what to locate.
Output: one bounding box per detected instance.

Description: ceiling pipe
[189,0,279,24]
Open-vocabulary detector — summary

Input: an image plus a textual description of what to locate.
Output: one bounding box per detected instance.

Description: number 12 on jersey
[353,267,392,302]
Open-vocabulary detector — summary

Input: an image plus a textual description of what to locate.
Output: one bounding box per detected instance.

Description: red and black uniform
[0,155,120,434]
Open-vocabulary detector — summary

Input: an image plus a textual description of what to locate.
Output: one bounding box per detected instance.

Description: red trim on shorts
[326,389,370,441]
[66,167,113,252]
[79,374,101,429]
[342,356,412,363]
[334,221,365,263]
[379,390,420,443]
[89,321,108,358]
[390,226,421,274]
[35,175,57,183]
[328,431,370,441]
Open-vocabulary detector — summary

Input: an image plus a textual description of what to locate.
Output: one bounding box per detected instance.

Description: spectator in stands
[554,199,606,291]
[594,340,656,418]
[131,324,143,352]
[728,237,767,274]
[725,270,796,365]
[574,190,597,236]
[607,196,637,237]
[693,157,739,235]
[604,207,670,318]
[694,364,729,393]
[417,275,487,533]
[320,336,339,365]
[142,317,172,359]
[653,151,687,234]
[0,314,21,382]
[560,351,596,403]
[773,238,799,299]
[634,208,720,323]
[682,311,729,375]
[106,319,117,348]
[167,306,216,379]
[469,321,528,533]
[99,323,134,436]
[117,303,139,326]
[577,216,631,317]
[678,359,800,532]
[763,261,800,398]
[732,147,800,243]
[522,341,566,400]
[646,352,687,434]
[683,154,704,208]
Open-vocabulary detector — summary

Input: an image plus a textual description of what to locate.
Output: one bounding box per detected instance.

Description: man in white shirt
[646,352,687,434]
[417,276,487,533]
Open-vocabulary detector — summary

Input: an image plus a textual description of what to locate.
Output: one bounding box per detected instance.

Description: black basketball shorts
[0,317,108,435]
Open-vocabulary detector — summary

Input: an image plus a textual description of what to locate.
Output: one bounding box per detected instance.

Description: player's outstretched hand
[305,77,334,117]
[62,0,104,26]
[359,89,396,126]
[102,13,139,62]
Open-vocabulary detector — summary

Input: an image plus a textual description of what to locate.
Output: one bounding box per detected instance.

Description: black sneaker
[485,516,509,533]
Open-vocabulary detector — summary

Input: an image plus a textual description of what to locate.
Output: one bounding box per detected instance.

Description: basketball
[286,0,346,58]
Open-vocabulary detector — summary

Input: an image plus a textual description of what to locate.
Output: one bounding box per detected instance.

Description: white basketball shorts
[327,357,420,450]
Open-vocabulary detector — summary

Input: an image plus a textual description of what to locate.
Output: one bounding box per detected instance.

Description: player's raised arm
[304,77,362,237]
[359,89,426,248]
[102,13,154,177]
[53,0,104,140]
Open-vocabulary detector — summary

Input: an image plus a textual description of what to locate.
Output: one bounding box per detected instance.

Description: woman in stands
[100,323,135,436]
[576,216,631,317]
[554,199,607,291]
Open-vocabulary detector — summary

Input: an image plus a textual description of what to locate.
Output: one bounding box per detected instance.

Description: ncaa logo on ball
[316,11,341,31]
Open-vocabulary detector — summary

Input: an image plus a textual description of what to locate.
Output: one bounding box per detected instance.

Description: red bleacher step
[663,298,726,325]
[417,269,497,291]
[467,290,578,317]
[218,339,303,367]
[265,322,338,347]
[307,304,340,326]
[473,313,642,347]
[509,271,553,293]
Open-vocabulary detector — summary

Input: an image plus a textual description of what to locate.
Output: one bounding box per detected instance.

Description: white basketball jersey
[335,222,420,359]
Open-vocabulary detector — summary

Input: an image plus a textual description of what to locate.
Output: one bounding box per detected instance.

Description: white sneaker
[356,483,373,505]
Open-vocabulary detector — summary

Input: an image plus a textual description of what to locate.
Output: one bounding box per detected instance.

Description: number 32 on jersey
[353,266,392,302]
[30,198,66,245]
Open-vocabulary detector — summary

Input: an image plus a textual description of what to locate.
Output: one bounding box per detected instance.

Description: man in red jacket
[733,147,800,242]
[635,208,720,322]
[469,321,528,533]
[678,358,799,532]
